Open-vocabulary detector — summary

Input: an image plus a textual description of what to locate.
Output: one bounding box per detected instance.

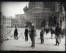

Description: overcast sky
[1,2,29,18]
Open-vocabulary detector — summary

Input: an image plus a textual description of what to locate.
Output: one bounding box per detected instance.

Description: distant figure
[24,26,28,41]
[29,21,36,48]
[55,23,61,46]
[40,27,44,44]
[50,27,55,39]
[14,26,18,40]
[45,27,50,35]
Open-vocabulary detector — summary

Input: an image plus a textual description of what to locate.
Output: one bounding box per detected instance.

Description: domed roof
[23,5,29,11]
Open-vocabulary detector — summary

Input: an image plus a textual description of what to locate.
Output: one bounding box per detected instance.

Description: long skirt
[56,35,61,44]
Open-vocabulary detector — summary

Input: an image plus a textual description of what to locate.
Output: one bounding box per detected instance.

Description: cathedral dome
[23,5,29,11]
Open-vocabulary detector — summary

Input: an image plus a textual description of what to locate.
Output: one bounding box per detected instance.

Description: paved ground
[1,28,65,51]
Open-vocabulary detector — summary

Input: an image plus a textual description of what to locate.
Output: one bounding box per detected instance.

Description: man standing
[29,21,36,48]
[14,26,18,40]
[55,23,61,46]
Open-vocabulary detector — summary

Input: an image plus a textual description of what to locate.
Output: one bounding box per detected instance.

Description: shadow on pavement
[36,42,55,46]
[43,44,55,46]
[14,46,31,48]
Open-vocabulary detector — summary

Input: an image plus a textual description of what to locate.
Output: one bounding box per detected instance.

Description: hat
[31,21,33,23]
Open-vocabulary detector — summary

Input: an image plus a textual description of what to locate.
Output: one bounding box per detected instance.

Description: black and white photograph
[0,2,66,51]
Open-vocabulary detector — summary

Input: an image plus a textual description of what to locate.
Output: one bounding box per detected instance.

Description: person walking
[24,26,28,41]
[14,26,18,40]
[55,23,61,46]
[40,27,44,44]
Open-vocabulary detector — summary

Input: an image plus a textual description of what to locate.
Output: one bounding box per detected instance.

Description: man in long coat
[14,26,18,40]
[55,23,61,46]
[29,22,36,48]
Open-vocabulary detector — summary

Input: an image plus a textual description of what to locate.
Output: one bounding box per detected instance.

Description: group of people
[14,21,63,48]
[14,21,36,48]
[24,21,36,48]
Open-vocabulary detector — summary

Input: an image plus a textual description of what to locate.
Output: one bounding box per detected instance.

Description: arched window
[41,19,46,27]
[49,16,57,27]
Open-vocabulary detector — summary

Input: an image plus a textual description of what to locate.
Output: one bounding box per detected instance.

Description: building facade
[15,14,26,28]
[1,15,11,28]
[11,14,28,28]
[5,18,11,27]
[11,18,18,28]
[23,2,65,29]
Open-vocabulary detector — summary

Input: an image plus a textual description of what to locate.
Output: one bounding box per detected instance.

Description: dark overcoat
[29,25,36,41]
[24,28,28,35]
[55,26,61,36]
[55,26,61,43]
[14,28,18,36]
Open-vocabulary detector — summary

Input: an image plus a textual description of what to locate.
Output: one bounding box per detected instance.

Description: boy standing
[40,27,44,44]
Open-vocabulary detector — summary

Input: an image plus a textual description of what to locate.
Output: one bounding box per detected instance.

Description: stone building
[11,18,18,28]
[15,14,26,28]
[1,15,11,28]
[1,15,5,27]
[23,2,65,29]
[11,14,28,28]
[5,18,11,27]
